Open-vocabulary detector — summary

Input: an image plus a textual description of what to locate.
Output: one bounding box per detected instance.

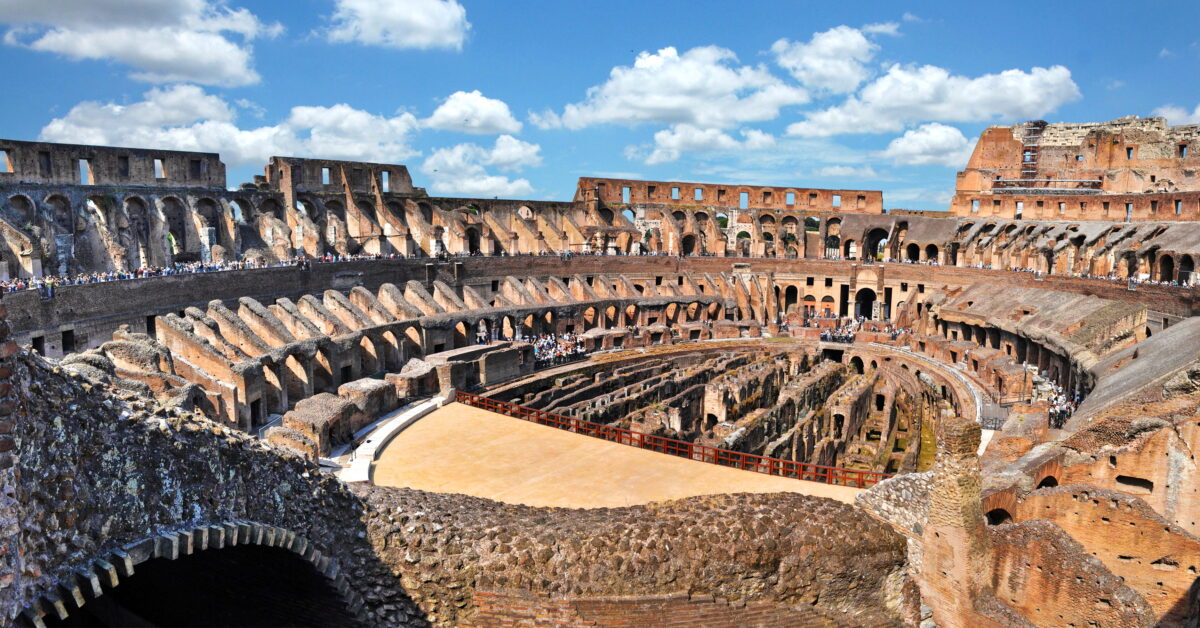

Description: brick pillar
[919,403,1002,628]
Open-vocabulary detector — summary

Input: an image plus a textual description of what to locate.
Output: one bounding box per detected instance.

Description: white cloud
[1104,79,1125,91]
[1159,48,1174,58]
[878,123,975,167]
[39,84,420,167]
[771,25,880,94]
[424,90,521,134]
[327,0,469,50]
[788,64,1080,136]
[862,22,900,36]
[631,124,776,165]
[1153,104,1200,125]
[540,46,808,130]
[815,165,879,178]
[0,0,279,86]
[901,12,923,22]
[421,135,539,197]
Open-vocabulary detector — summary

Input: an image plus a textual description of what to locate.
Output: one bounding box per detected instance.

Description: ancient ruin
[4,114,1200,627]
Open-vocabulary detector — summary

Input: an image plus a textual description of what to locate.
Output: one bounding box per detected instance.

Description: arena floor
[371,402,863,507]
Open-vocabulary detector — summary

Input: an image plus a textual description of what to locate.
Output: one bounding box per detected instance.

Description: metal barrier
[455,391,892,489]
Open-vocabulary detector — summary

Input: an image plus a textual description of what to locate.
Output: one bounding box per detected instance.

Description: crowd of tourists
[531,332,588,368]
[1045,379,1079,429]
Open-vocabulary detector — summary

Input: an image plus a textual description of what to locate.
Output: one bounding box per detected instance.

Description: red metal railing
[455,391,893,488]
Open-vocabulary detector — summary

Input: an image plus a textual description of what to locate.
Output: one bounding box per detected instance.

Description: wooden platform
[371,402,863,508]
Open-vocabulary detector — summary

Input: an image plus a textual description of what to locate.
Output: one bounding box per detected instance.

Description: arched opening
[326,200,347,224]
[1036,475,1059,489]
[985,508,1013,525]
[597,207,614,224]
[925,243,939,262]
[843,239,857,259]
[465,227,481,254]
[1182,255,1195,285]
[418,201,434,224]
[735,231,751,256]
[453,321,469,348]
[784,286,799,314]
[230,199,252,224]
[582,307,597,330]
[854,287,877,319]
[5,194,35,226]
[864,228,889,261]
[42,544,358,627]
[621,208,636,224]
[259,198,284,221]
[905,243,920,261]
[160,197,188,256]
[820,295,835,317]
[681,234,697,256]
[849,356,864,374]
[1159,254,1175,282]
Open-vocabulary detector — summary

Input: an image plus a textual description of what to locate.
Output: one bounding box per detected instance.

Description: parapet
[0,138,226,189]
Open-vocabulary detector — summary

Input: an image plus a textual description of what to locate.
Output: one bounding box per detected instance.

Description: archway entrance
[681,234,697,256]
[855,288,877,319]
[43,545,359,627]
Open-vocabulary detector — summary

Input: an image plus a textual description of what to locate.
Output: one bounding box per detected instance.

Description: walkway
[371,402,863,508]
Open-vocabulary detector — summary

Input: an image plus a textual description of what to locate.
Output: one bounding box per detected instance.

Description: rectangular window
[1126,147,1134,160]
[832,194,841,208]
[739,192,748,209]
[824,277,833,287]
[1180,145,1189,158]
[38,151,52,176]
[918,284,925,293]
[32,336,44,355]
[490,280,499,291]
[901,282,908,291]
[647,185,656,198]
[671,186,680,200]
[61,330,75,353]
[716,189,726,202]
[622,186,630,203]
[808,192,817,205]
[382,170,390,193]
[694,187,703,201]
[1176,199,1183,215]
[1151,200,1158,213]
[1015,201,1023,219]
[0,150,9,173]
[1080,202,1087,212]
[762,191,772,203]
[1036,200,1044,208]
[1125,202,1133,222]
[78,159,91,185]
[117,155,130,177]
[153,158,165,179]
[857,195,866,208]
[786,192,795,205]
[189,159,202,178]
[321,167,331,185]
[1058,202,1065,214]
[806,276,814,286]
[1103,201,1110,214]
[971,199,980,213]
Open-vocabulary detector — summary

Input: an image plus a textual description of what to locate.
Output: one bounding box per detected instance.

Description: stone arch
[925,243,939,262]
[597,207,614,225]
[1036,475,1059,489]
[5,194,35,226]
[849,356,864,374]
[863,228,889,261]
[735,231,751,256]
[784,285,799,314]
[582,306,598,330]
[295,197,321,222]
[255,198,282,223]
[45,194,73,233]
[905,242,920,261]
[230,198,253,224]
[356,198,377,223]
[855,287,877,319]
[465,227,482,254]
[843,239,857,259]
[326,200,347,224]
[453,321,470,348]
[27,521,368,627]
[160,196,189,257]
[681,234,697,256]
[1159,254,1175,282]
[1180,255,1195,284]
[985,508,1013,525]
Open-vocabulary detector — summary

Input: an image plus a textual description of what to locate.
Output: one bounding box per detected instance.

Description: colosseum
[3,115,1200,627]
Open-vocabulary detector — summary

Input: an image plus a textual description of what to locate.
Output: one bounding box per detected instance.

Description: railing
[455,391,892,489]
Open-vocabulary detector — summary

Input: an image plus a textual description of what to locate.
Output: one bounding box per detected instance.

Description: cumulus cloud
[628,124,775,165]
[39,84,421,167]
[1153,103,1200,125]
[536,46,808,130]
[424,90,521,134]
[421,135,540,197]
[787,64,1080,136]
[815,165,879,178]
[771,26,880,94]
[878,123,976,167]
[0,0,280,86]
[327,0,469,50]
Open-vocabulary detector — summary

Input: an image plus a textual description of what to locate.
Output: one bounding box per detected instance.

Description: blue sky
[1,0,1198,210]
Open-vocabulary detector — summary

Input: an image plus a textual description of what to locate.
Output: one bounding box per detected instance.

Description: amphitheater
[3,115,1200,626]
